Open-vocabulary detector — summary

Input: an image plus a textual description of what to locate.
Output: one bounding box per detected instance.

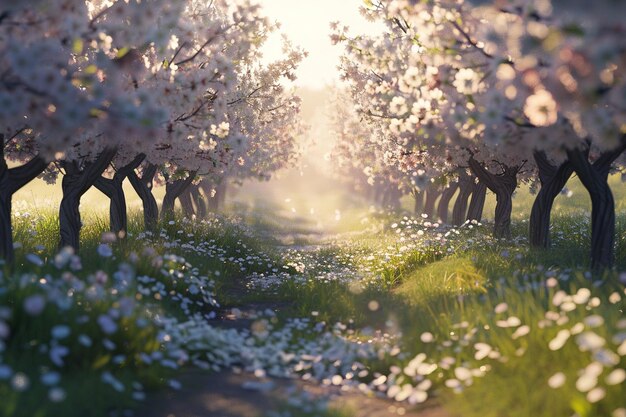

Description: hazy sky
[259,0,380,89]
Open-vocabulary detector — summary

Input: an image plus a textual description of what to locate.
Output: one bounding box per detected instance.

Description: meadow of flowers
[2,0,625,416]
[0,197,624,417]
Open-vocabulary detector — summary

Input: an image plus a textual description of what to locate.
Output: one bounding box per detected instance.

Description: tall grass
[267,212,625,417]
[1,209,289,417]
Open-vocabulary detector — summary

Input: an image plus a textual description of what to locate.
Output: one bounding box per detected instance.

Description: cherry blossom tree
[0,0,306,258]
[334,0,626,267]
[185,41,306,216]
[1,0,183,259]
[451,0,625,265]
[474,0,626,267]
[332,3,528,234]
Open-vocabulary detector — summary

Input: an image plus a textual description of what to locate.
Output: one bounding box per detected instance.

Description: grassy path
[5,206,622,417]
[2,174,625,417]
[139,225,452,417]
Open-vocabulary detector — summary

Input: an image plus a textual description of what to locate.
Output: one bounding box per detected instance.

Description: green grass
[395,256,488,305]
[1,208,291,417]
[265,211,625,417]
[3,187,626,417]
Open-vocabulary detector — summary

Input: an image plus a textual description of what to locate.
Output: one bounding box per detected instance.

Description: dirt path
[139,305,452,417]
[140,369,451,417]
[139,228,453,417]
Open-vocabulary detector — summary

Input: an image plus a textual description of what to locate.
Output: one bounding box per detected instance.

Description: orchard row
[0,0,306,262]
[329,0,626,269]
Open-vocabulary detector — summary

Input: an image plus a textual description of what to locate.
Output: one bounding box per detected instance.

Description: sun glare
[260,0,383,89]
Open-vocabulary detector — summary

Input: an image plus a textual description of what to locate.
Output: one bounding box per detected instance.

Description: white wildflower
[548,372,566,388]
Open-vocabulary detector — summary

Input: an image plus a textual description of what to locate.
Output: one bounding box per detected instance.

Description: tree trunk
[466,181,487,222]
[191,184,207,219]
[128,163,158,231]
[0,139,47,263]
[437,183,459,224]
[200,180,219,212]
[370,184,378,205]
[161,172,197,220]
[381,185,400,210]
[529,151,574,248]
[94,177,127,238]
[372,182,383,206]
[468,158,518,239]
[59,148,117,251]
[493,186,515,239]
[216,179,228,211]
[365,183,376,203]
[413,189,424,215]
[566,138,626,269]
[423,185,440,219]
[0,183,11,264]
[381,185,391,208]
[93,154,145,239]
[452,174,473,226]
[201,178,227,212]
[59,180,82,251]
[178,188,195,218]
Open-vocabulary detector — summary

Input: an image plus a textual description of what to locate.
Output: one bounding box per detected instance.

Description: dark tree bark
[216,179,228,210]
[200,180,219,212]
[468,158,518,239]
[190,184,207,219]
[566,138,626,269]
[383,185,401,210]
[529,151,574,248]
[413,189,424,215]
[0,175,10,264]
[94,154,145,239]
[128,163,158,231]
[452,173,474,226]
[466,181,487,222]
[364,183,376,203]
[94,176,127,237]
[59,147,118,251]
[382,185,391,208]
[437,182,459,224]
[423,184,440,219]
[0,134,47,263]
[178,188,195,218]
[201,178,228,212]
[161,171,197,220]
[374,182,387,206]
